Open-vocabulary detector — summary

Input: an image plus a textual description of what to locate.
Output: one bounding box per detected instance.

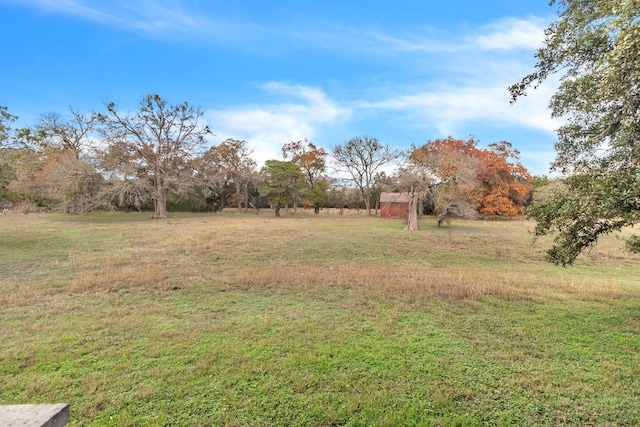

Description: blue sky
[0,0,561,176]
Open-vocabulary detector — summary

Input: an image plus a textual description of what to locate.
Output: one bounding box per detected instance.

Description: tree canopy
[407,137,532,227]
[97,94,212,219]
[194,138,257,212]
[36,110,97,159]
[259,160,306,214]
[283,139,329,213]
[510,0,640,265]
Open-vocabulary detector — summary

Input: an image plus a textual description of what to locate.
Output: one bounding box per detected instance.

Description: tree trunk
[243,182,249,213]
[363,191,371,214]
[437,210,449,226]
[155,190,168,219]
[219,192,227,212]
[407,188,419,231]
[236,185,242,213]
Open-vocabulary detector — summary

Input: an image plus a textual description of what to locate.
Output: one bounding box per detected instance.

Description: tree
[0,107,53,209]
[96,94,212,219]
[332,136,401,214]
[1,106,48,150]
[510,0,640,265]
[0,147,22,208]
[0,106,17,147]
[0,107,18,207]
[220,139,257,213]
[409,138,482,227]
[10,147,103,213]
[327,185,360,213]
[19,109,103,213]
[395,154,432,231]
[474,141,532,217]
[282,139,328,213]
[36,109,97,159]
[259,160,305,216]
[370,172,396,216]
[195,138,256,212]
[408,137,531,226]
[193,147,234,212]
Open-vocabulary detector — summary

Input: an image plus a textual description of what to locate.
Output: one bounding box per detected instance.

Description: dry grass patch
[2,212,638,305]
[216,261,637,306]
[66,264,172,294]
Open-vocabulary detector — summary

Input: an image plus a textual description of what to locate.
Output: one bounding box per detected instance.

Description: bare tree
[332,136,401,214]
[96,94,212,219]
[37,109,97,159]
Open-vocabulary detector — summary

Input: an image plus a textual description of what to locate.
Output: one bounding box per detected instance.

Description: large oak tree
[510,0,640,265]
[97,94,212,219]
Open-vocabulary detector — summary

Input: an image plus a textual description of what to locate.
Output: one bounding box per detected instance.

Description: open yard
[1,211,639,426]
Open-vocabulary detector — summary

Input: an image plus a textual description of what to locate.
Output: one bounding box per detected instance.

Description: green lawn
[1,211,639,426]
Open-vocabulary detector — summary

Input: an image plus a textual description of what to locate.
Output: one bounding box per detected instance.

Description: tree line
[0,94,533,223]
[4,1,635,264]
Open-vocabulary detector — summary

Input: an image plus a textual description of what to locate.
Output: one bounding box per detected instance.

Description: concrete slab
[0,404,69,427]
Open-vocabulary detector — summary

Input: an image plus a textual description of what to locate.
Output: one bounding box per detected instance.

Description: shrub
[624,234,640,253]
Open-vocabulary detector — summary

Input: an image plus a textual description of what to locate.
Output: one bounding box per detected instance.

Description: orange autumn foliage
[412,137,532,217]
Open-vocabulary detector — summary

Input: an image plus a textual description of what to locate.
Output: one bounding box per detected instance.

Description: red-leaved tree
[412,137,532,222]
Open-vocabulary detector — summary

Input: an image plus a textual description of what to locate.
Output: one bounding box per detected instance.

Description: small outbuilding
[379,192,411,219]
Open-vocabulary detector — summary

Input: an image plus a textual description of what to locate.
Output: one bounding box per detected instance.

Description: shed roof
[379,192,411,203]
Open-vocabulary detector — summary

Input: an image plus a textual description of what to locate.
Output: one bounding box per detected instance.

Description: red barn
[379,192,411,219]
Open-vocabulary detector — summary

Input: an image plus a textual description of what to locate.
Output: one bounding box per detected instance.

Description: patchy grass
[1,212,639,426]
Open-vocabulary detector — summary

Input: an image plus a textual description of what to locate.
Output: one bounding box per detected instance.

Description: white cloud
[206,83,350,167]
[359,30,454,54]
[350,14,559,141]
[474,17,547,51]
[357,17,547,55]
[3,0,550,55]
[3,0,114,22]
[1,0,266,43]
[358,80,559,136]
[201,13,559,173]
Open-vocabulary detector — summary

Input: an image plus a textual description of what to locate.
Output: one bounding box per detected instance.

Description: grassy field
[1,211,639,426]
